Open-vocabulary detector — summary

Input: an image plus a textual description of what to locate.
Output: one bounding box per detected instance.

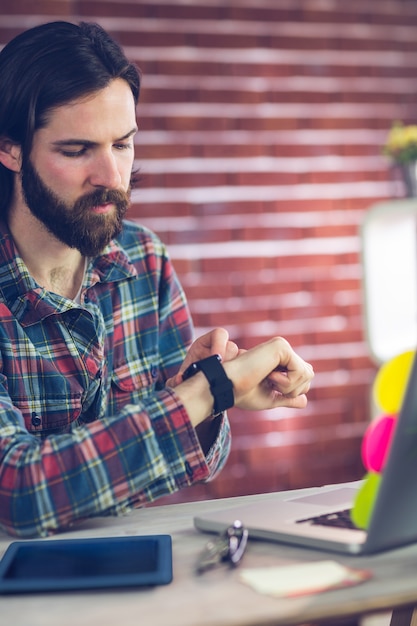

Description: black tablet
[0,534,172,594]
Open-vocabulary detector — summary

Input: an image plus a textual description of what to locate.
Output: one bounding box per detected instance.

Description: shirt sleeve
[0,378,231,538]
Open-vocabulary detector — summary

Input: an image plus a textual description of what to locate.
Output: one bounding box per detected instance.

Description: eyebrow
[51,126,138,147]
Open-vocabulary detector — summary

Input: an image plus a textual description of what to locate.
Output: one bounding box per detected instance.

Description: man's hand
[223,336,314,411]
[166,328,239,388]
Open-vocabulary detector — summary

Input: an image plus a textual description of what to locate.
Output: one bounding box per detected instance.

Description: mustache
[74,188,130,211]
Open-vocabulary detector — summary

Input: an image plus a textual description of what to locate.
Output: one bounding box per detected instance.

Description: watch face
[182,362,199,380]
[182,355,222,381]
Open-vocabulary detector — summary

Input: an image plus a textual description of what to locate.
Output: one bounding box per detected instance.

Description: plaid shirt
[0,220,230,537]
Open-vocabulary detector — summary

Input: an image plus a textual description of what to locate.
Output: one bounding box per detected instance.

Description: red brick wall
[2,0,417,504]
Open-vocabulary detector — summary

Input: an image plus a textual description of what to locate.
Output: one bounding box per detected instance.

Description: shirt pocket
[110,353,160,412]
[15,393,83,436]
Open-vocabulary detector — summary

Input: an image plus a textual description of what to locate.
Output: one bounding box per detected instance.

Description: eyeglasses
[196,520,248,574]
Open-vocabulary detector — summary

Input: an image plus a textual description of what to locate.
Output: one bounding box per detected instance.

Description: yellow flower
[384,122,417,163]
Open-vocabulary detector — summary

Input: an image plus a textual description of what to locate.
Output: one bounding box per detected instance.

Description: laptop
[195,352,417,555]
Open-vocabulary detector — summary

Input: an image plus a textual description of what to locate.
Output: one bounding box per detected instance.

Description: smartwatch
[182,354,234,415]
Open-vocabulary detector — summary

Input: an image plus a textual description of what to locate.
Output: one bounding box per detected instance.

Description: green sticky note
[351,472,381,530]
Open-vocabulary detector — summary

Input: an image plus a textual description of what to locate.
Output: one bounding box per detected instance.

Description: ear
[0,138,22,173]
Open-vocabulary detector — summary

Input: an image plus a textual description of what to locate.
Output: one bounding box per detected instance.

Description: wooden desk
[0,489,416,626]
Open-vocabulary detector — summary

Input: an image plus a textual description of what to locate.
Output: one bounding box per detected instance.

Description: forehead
[39,78,137,139]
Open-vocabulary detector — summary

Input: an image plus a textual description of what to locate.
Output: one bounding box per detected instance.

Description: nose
[88,150,122,189]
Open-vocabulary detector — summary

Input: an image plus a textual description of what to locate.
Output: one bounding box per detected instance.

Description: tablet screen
[0,534,172,594]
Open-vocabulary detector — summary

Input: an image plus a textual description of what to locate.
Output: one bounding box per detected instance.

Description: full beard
[20,157,130,257]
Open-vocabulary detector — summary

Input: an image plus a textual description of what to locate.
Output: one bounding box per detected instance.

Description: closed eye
[60,147,88,158]
[114,142,133,151]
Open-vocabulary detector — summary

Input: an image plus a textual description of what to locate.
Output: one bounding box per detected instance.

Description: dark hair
[0,21,141,214]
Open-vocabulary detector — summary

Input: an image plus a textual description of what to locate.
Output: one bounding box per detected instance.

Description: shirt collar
[0,220,137,323]
[87,236,138,286]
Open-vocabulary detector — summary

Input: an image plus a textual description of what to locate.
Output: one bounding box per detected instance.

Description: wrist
[183,354,235,416]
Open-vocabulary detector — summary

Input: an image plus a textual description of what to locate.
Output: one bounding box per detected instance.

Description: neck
[8,203,86,300]
[39,260,86,300]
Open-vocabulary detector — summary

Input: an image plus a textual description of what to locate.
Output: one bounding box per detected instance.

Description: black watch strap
[182,354,234,415]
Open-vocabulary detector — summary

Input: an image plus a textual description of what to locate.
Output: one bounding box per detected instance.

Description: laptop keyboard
[296,508,359,530]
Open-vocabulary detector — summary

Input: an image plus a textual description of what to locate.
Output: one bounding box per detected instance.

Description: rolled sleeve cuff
[151,388,231,487]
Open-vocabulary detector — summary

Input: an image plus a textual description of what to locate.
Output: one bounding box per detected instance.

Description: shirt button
[31,412,41,427]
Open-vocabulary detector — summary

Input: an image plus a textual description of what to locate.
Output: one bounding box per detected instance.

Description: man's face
[21,78,137,256]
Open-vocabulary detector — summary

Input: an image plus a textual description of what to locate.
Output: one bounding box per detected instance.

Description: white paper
[239,560,370,597]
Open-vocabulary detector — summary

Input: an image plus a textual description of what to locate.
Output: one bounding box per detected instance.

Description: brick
[1,0,72,14]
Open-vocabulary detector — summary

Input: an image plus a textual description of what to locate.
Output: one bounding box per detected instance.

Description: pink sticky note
[361,415,397,473]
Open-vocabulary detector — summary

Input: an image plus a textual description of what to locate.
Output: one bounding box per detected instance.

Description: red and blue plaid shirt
[0,220,230,537]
